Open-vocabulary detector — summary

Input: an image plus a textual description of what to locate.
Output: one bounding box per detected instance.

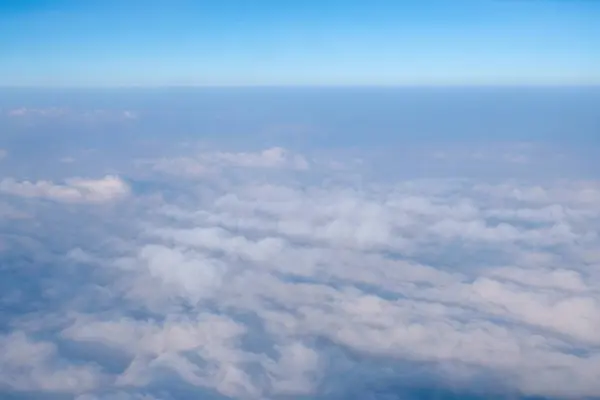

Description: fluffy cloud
[79,163,600,397]
[2,145,600,399]
[0,175,131,203]
[0,332,103,394]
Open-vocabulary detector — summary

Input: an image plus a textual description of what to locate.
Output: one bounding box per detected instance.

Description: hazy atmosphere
[1,1,599,400]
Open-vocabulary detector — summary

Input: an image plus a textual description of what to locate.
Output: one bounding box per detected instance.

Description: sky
[1,0,600,86]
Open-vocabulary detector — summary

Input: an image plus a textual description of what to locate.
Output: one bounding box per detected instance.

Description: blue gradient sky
[1,0,599,86]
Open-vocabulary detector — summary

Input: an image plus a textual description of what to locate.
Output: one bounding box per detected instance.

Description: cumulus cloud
[0,332,103,394]
[69,170,600,398]
[2,144,600,399]
[0,175,131,203]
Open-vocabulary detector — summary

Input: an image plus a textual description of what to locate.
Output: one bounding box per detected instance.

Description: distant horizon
[1,83,600,90]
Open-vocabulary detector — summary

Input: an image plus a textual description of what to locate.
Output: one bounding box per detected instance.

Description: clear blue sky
[1,0,599,87]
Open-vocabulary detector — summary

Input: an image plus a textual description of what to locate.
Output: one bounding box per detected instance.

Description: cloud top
[0,175,131,203]
[2,145,600,400]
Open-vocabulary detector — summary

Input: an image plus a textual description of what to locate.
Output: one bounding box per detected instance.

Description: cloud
[212,147,309,169]
[7,107,69,118]
[147,157,212,178]
[2,145,600,399]
[4,108,138,122]
[0,149,7,160]
[144,147,310,178]
[76,394,160,400]
[62,314,260,397]
[0,175,131,204]
[0,201,29,220]
[60,157,76,163]
[0,332,103,394]
[71,171,600,398]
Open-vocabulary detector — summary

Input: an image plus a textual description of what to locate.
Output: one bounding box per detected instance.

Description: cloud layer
[145,147,310,178]
[0,175,131,204]
[1,145,600,400]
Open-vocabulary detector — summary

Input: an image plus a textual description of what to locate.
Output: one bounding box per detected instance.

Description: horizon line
[1,83,600,90]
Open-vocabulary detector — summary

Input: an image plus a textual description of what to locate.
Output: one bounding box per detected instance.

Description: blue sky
[1,0,599,86]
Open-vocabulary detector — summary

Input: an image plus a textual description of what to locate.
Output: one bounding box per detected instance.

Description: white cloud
[503,153,530,164]
[475,181,600,207]
[149,157,212,178]
[265,342,322,395]
[0,201,29,219]
[145,147,310,178]
[486,266,587,292]
[5,107,138,121]
[60,156,76,163]
[67,167,596,398]
[0,175,131,204]
[4,145,600,399]
[76,393,159,400]
[7,107,69,118]
[0,332,103,394]
[212,147,309,170]
[63,314,261,398]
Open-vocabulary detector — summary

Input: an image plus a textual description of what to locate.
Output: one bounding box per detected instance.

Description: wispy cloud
[4,108,138,122]
[143,147,310,178]
[0,175,131,204]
